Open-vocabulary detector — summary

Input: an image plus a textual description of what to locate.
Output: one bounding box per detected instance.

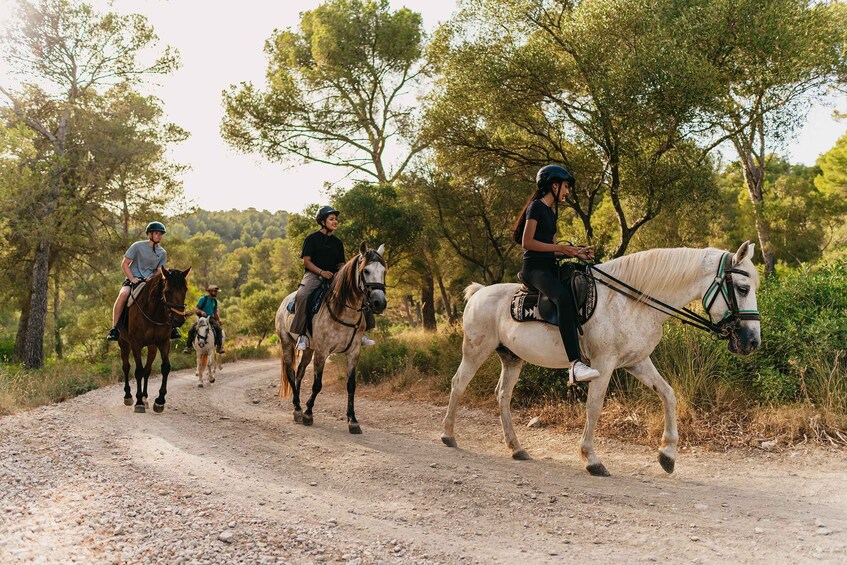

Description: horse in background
[275,243,387,433]
[442,243,761,476]
[118,267,190,413]
[192,316,216,387]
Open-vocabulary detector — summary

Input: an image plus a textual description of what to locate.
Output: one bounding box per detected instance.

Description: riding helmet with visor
[315,206,340,226]
[145,221,167,234]
[536,165,575,192]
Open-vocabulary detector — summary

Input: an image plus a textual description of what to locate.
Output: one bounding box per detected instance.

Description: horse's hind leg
[626,358,678,473]
[292,349,313,424]
[131,345,146,413]
[153,343,170,413]
[303,352,327,426]
[495,348,529,460]
[120,341,132,406]
[441,332,495,448]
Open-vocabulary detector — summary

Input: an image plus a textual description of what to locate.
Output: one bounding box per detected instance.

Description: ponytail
[512,189,545,244]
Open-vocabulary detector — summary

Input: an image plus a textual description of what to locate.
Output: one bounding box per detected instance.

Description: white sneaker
[296,335,309,351]
[569,360,600,383]
[361,335,376,347]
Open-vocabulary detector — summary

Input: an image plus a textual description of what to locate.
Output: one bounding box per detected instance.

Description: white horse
[193,316,216,387]
[441,243,761,476]
[275,243,387,433]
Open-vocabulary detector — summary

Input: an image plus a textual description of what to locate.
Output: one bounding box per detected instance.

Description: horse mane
[327,249,386,317]
[597,247,723,300]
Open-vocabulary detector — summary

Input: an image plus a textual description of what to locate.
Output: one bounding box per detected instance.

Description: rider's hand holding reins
[319,269,334,280]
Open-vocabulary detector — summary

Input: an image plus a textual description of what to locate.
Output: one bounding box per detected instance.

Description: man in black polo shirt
[291,206,347,350]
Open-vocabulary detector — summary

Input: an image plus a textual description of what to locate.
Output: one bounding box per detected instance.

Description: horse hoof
[123,398,133,406]
[348,423,362,434]
[441,435,457,448]
[512,449,531,461]
[153,403,164,414]
[586,463,611,477]
[293,410,303,424]
[134,405,146,414]
[303,414,313,426]
[197,383,204,388]
[209,376,215,383]
[658,452,675,474]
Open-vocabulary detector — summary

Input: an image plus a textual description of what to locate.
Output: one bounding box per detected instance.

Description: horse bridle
[196,320,210,346]
[589,252,760,340]
[701,252,761,338]
[326,251,387,352]
[135,280,188,327]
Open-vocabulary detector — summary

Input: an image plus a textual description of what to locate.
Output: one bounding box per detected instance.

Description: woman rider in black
[513,165,601,383]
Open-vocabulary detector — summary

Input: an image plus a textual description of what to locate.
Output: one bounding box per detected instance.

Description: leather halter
[590,252,760,340]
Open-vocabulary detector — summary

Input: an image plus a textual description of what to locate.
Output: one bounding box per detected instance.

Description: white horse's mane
[598,247,720,300]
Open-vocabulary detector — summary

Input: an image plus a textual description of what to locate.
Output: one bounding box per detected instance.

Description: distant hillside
[168,208,289,247]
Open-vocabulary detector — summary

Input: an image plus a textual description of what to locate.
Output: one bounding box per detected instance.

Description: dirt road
[1,359,845,564]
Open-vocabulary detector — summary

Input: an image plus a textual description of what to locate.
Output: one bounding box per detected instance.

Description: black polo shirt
[301,230,345,273]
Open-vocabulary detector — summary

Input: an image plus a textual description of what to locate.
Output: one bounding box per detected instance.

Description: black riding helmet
[315,205,340,226]
[536,165,575,192]
[146,221,166,234]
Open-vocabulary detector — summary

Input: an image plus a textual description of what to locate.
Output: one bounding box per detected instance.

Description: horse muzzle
[727,326,761,356]
[369,290,387,314]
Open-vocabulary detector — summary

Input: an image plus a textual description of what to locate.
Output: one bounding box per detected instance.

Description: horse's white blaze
[444,244,761,474]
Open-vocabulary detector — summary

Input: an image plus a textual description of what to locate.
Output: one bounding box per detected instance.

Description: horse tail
[279,345,292,400]
[464,283,484,301]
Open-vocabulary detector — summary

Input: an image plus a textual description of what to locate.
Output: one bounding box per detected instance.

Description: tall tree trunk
[23,240,52,369]
[435,271,455,324]
[53,270,62,359]
[421,274,436,332]
[740,157,776,276]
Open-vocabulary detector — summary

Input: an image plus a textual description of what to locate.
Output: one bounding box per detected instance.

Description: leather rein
[133,279,188,327]
[588,252,760,340]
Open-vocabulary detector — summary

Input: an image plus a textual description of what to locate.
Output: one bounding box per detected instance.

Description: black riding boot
[106,326,120,341]
[171,326,181,340]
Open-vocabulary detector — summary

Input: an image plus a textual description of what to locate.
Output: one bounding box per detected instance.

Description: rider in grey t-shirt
[106,221,180,341]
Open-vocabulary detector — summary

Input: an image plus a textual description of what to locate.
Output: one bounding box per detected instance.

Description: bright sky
[1,0,845,214]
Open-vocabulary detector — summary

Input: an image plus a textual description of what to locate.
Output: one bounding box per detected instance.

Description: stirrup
[569,361,600,384]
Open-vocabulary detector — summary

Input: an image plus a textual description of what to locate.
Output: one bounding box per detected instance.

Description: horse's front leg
[495,348,528,459]
[197,353,207,387]
[579,363,614,477]
[142,346,157,408]
[625,357,678,473]
[153,342,170,413]
[120,341,132,406]
[207,351,216,383]
[292,349,313,424]
[131,345,146,413]
[303,352,327,426]
[345,349,362,434]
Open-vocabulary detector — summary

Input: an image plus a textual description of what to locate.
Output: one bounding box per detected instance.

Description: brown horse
[118,268,191,413]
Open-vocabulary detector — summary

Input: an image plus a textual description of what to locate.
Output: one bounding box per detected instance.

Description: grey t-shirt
[125,241,167,279]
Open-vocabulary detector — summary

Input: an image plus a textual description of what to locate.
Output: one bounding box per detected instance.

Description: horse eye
[364,268,371,275]
[737,285,750,296]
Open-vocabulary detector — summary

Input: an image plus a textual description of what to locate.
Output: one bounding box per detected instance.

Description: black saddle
[287,282,330,319]
[510,262,597,329]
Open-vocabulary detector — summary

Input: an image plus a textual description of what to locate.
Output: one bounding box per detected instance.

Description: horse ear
[182,266,191,278]
[733,241,752,265]
[162,268,171,280]
[359,241,367,255]
[377,243,385,256]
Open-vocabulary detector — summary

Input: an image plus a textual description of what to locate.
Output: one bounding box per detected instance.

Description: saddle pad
[286,284,329,316]
[510,270,597,325]
[126,281,148,308]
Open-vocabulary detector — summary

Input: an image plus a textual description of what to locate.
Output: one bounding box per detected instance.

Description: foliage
[222,0,428,184]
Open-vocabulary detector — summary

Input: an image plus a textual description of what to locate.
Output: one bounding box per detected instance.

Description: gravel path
[1,358,846,564]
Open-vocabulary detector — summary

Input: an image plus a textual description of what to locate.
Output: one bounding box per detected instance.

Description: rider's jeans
[291,272,323,335]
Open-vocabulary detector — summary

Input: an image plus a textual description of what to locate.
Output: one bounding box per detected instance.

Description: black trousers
[523,266,581,362]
